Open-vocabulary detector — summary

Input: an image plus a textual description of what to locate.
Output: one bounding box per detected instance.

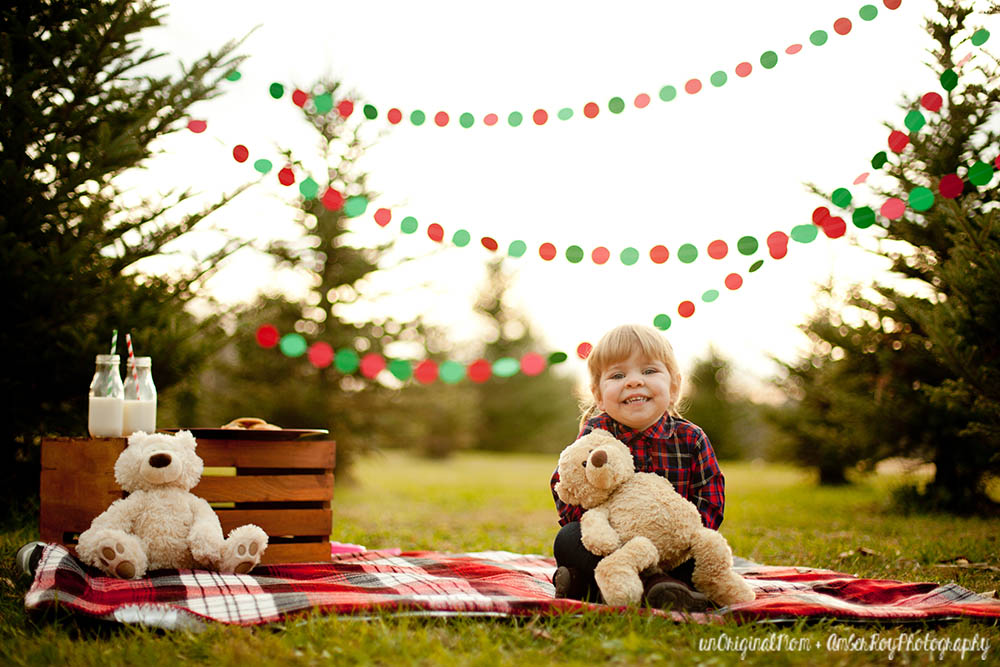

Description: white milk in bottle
[88,354,124,437]
[123,356,157,435]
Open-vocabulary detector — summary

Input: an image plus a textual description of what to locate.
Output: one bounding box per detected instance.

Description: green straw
[106,329,118,396]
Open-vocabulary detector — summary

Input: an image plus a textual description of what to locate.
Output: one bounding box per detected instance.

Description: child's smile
[595,350,673,431]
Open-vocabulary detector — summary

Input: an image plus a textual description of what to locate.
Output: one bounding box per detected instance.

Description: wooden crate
[40,435,336,564]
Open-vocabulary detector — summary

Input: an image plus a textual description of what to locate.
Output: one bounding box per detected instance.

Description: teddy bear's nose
[148,453,172,468]
[590,449,607,468]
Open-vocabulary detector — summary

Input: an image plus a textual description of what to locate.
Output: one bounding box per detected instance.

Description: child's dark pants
[552,521,696,602]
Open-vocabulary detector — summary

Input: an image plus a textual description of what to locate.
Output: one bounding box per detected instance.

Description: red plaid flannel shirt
[550,413,725,530]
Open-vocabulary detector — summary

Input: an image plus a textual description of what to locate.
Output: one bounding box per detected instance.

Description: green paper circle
[940,69,958,91]
[459,112,475,128]
[388,359,412,381]
[859,4,878,20]
[452,229,471,246]
[971,29,990,47]
[909,187,935,211]
[363,104,378,120]
[334,348,360,373]
[400,216,418,234]
[225,71,242,82]
[410,110,426,126]
[659,85,677,101]
[269,82,284,99]
[852,206,876,228]
[677,243,698,263]
[548,351,568,365]
[508,111,523,127]
[557,107,574,120]
[790,224,819,243]
[871,151,888,169]
[620,247,639,265]
[653,314,672,331]
[508,240,527,257]
[904,109,926,132]
[831,188,853,208]
[253,159,272,174]
[279,333,307,358]
[749,259,764,273]
[810,30,828,46]
[760,51,778,69]
[299,177,319,200]
[609,97,625,113]
[737,236,759,255]
[710,71,727,87]
[702,289,720,303]
[343,196,368,217]
[313,93,333,114]
[968,161,994,186]
[439,360,465,384]
[493,357,520,377]
[566,245,584,263]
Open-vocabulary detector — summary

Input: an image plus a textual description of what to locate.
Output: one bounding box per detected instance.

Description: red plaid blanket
[23,544,1000,629]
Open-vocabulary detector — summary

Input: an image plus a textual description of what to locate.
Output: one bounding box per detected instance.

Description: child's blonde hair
[579,324,684,429]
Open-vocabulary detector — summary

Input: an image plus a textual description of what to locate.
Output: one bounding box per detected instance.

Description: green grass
[2,453,998,665]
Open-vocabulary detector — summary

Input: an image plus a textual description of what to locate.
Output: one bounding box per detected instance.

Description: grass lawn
[2,452,998,665]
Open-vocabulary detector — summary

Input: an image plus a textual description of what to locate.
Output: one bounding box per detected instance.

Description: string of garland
[259,1,904,130]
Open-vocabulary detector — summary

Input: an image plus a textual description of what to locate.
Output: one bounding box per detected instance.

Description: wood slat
[192,474,334,502]
[41,437,125,472]
[261,541,330,564]
[215,508,331,537]
[197,440,335,469]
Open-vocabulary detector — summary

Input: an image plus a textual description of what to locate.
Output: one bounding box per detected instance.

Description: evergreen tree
[776,1,999,509]
[682,349,744,461]
[0,0,249,501]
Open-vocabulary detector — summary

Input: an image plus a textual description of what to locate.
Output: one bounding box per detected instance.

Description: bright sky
[130,0,997,396]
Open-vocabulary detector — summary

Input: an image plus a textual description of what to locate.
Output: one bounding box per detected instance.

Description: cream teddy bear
[554,429,755,607]
[77,430,268,579]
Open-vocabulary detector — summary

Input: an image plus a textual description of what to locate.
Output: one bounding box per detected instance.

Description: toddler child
[550,324,725,610]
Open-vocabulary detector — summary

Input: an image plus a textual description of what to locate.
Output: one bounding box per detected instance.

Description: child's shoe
[643,574,715,612]
[552,566,577,598]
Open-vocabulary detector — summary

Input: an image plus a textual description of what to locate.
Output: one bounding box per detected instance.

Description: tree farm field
[2,453,999,666]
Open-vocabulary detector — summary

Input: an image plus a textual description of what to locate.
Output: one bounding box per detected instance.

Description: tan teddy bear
[76,430,268,579]
[554,429,755,607]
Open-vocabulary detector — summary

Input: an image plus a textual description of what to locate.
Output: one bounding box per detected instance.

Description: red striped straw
[126,333,139,399]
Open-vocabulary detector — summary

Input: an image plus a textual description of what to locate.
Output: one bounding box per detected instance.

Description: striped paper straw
[106,329,119,395]
[126,333,139,400]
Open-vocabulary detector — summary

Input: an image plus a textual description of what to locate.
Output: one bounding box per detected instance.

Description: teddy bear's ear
[175,430,198,450]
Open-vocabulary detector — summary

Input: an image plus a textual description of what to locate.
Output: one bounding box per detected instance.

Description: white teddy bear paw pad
[97,540,143,579]
[221,526,267,574]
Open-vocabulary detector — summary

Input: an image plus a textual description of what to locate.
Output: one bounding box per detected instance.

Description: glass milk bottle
[123,356,157,436]
[88,354,124,437]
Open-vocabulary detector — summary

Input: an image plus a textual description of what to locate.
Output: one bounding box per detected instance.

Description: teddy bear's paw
[220,525,267,574]
[95,537,147,579]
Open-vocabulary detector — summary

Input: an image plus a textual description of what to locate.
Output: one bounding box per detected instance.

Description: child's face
[594,350,672,431]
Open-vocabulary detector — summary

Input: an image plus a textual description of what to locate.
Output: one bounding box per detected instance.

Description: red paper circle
[833,18,852,35]
[321,188,344,211]
[233,145,249,162]
[823,216,847,239]
[307,342,333,369]
[521,353,546,376]
[888,130,909,153]
[434,111,449,127]
[678,301,695,318]
[539,243,557,260]
[414,360,438,384]
[921,92,943,112]
[592,247,610,264]
[360,353,386,378]
[735,62,752,77]
[481,237,498,252]
[724,273,743,290]
[786,44,803,54]
[278,167,295,186]
[387,108,402,124]
[634,93,650,108]
[939,174,964,198]
[292,89,308,107]
[576,342,593,359]
[583,102,599,118]
[484,113,498,126]
[883,0,901,9]
[684,79,702,94]
[812,206,831,225]
[256,324,280,348]
[707,240,728,259]
[468,359,492,383]
[427,223,444,241]
[374,208,392,226]
[880,198,906,220]
[649,245,669,264]
[187,119,207,133]
[767,231,789,259]
[533,109,548,125]
[337,100,354,118]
